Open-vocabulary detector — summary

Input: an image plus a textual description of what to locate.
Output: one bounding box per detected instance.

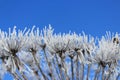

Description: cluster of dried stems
[0,25,120,80]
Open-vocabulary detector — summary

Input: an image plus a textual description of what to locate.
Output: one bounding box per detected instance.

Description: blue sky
[0,0,120,79]
[0,0,120,37]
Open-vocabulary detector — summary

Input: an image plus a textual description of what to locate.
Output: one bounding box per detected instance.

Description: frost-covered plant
[93,32,120,80]
[0,25,120,80]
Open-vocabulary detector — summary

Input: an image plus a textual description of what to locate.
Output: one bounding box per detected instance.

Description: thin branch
[69,56,74,80]
[116,73,120,80]
[55,54,63,80]
[43,49,53,79]
[102,67,105,80]
[86,64,91,80]
[32,52,47,80]
[52,57,61,80]
[76,55,79,80]
[94,66,101,80]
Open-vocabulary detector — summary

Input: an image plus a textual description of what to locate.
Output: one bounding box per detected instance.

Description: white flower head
[94,32,120,68]
[68,33,83,52]
[0,26,30,76]
[0,26,28,57]
[46,33,70,58]
[23,26,43,53]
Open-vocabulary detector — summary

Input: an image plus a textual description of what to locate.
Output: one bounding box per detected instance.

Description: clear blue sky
[0,0,120,79]
[0,0,120,37]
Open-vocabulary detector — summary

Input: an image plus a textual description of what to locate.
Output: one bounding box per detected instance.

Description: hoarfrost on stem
[0,25,120,80]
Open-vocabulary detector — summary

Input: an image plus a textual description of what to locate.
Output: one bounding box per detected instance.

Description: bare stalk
[106,71,112,80]
[11,72,22,80]
[76,55,79,80]
[14,56,28,80]
[86,64,91,80]
[94,66,101,80]
[81,64,84,80]
[52,57,61,80]
[61,59,70,80]
[101,67,105,80]
[33,70,41,80]
[1,58,22,80]
[55,54,64,80]
[43,49,53,79]
[71,57,74,80]
[32,52,47,80]
[116,73,120,80]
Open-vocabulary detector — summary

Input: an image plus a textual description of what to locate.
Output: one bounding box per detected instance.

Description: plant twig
[102,67,105,80]
[86,64,91,80]
[70,57,74,80]
[32,52,47,80]
[76,55,79,80]
[52,57,61,80]
[94,66,101,80]
[55,54,64,80]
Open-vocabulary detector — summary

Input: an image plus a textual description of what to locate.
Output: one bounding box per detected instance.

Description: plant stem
[14,56,28,80]
[52,58,61,80]
[102,67,104,80]
[106,71,112,80]
[12,72,22,80]
[71,57,74,80]
[32,52,47,80]
[76,55,79,80]
[81,64,84,80]
[116,73,120,80]
[61,59,70,80]
[94,66,101,80]
[43,49,53,79]
[55,54,64,80]
[86,64,91,80]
